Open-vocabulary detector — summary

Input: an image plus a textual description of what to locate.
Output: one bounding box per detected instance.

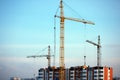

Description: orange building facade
[104,66,113,80]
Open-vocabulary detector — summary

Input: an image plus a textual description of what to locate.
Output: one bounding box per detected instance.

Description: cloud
[0,56,48,80]
[0,57,31,63]
[0,66,2,71]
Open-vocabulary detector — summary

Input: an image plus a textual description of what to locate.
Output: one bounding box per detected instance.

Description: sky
[0,0,120,79]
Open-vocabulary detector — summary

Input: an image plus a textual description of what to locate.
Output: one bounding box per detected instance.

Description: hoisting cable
[53,2,61,67]
[53,13,57,67]
[84,23,87,66]
[35,46,48,55]
[63,1,83,19]
[54,6,59,17]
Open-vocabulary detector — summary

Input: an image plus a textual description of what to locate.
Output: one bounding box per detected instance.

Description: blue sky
[0,0,120,79]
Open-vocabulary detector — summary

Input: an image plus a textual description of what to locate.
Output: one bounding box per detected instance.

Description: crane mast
[60,0,64,68]
[56,0,95,80]
[86,35,101,80]
[47,45,50,67]
[86,35,101,66]
[59,0,65,80]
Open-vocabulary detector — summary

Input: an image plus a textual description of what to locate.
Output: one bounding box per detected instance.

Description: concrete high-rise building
[92,66,113,80]
[37,67,59,80]
[37,66,113,80]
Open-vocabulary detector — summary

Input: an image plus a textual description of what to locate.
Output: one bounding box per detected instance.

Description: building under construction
[37,66,113,80]
[27,0,113,80]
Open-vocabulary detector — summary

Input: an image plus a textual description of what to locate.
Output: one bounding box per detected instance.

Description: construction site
[26,0,113,80]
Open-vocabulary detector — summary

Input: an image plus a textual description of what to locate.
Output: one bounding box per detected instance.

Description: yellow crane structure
[55,0,95,80]
[27,45,54,67]
[86,35,101,80]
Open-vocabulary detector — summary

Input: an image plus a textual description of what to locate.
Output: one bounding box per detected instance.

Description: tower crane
[86,35,101,80]
[27,45,54,67]
[86,35,101,66]
[55,0,95,80]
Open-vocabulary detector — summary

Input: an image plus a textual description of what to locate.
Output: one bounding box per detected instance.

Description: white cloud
[0,56,48,66]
